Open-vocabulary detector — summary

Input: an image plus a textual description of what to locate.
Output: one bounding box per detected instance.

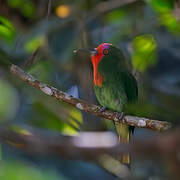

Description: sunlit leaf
[0,26,14,41]
[0,16,16,42]
[160,13,180,33]
[0,16,15,30]
[62,125,78,135]
[133,34,156,52]
[61,107,82,135]
[132,34,157,72]
[25,35,45,53]
[69,108,82,129]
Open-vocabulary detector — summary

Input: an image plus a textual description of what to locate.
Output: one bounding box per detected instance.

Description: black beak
[73,48,97,56]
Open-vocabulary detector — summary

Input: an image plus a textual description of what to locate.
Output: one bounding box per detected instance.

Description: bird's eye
[103,49,109,55]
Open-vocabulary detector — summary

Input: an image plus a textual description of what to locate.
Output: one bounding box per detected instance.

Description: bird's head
[74,43,127,86]
[90,43,112,67]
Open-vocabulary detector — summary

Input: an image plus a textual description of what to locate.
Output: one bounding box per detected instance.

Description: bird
[89,43,138,165]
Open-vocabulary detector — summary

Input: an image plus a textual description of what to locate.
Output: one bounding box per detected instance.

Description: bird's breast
[91,56,104,86]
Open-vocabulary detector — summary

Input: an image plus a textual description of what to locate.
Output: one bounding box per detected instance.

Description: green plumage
[93,45,138,163]
[94,45,138,114]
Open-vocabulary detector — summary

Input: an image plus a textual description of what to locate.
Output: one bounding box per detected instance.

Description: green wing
[121,71,138,103]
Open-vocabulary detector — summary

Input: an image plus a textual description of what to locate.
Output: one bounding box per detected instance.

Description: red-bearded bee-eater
[75,43,138,165]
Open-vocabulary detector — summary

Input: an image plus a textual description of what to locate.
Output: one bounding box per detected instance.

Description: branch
[94,0,139,14]
[0,125,179,159]
[6,63,171,131]
[0,125,179,178]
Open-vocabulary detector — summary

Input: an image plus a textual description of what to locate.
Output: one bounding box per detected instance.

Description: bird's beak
[73,48,97,56]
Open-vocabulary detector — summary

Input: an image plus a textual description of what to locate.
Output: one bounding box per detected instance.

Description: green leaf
[150,0,180,34]
[24,35,45,53]
[0,16,16,42]
[69,108,82,129]
[151,0,174,13]
[133,34,156,53]
[132,34,157,72]
[160,13,180,33]
[0,16,15,30]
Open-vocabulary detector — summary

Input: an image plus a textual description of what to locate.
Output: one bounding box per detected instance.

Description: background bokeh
[0,0,180,179]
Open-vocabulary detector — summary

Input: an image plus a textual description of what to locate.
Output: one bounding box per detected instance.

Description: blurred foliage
[0,161,64,180]
[0,79,19,120]
[28,60,53,81]
[25,35,45,53]
[12,125,32,136]
[7,0,36,18]
[132,34,157,72]
[151,0,175,13]
[0,0,180,179]
[160,12,180,33]
[31,101,81,135]
[106,9,126,23]
[150,0,180,34]
[0,16,16,43]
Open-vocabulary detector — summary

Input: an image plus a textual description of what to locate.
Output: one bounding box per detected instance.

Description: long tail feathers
[114,122,130,165]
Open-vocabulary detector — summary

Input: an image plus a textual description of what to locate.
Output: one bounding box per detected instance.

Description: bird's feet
[117,112,125,123]
[99,106,107,113]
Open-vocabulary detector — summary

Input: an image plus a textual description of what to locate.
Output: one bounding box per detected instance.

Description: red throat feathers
[91,43,110,86]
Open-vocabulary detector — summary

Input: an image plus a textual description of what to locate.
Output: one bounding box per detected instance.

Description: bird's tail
[114,122,130,165]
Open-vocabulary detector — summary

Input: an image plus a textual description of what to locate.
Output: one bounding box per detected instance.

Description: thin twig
[22,0,52,69]
[46,0,52,20]
[7,63,171,131]
[22,48,39,69]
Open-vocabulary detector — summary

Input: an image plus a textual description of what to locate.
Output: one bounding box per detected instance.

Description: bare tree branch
[7,63,171,131]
